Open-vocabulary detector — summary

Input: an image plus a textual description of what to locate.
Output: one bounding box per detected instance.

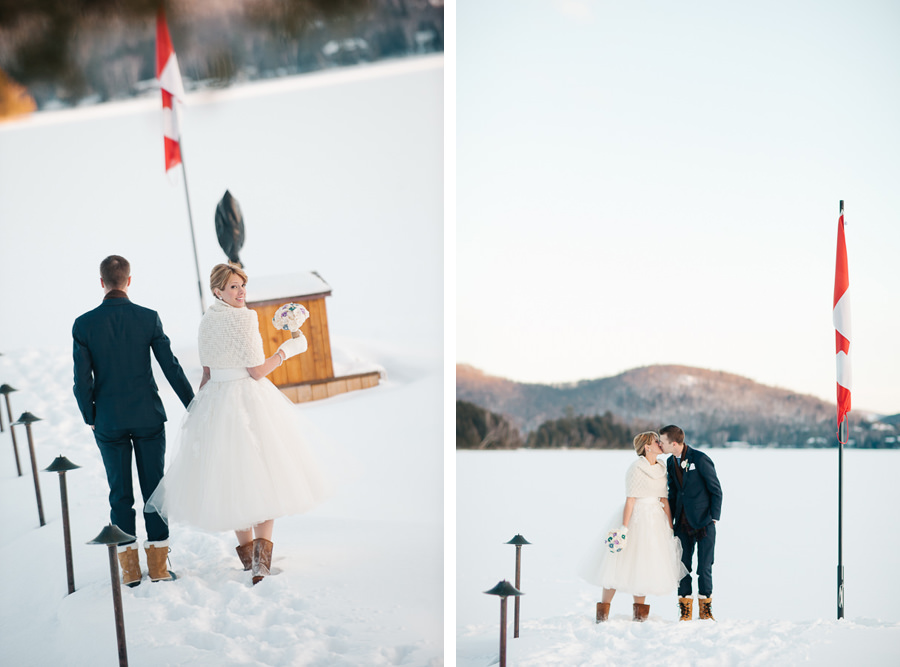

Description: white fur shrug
[198,300,266,369]
[625,457,667,498]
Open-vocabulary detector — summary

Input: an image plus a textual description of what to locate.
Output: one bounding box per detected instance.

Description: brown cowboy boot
[236,542,253,571]
[251,538,274,585]
[145,540,175,582]
[698,596,715,621]
[596,602,611,623]
[632,603,649,622]
[678,597,693,621]
[116,543,141,587]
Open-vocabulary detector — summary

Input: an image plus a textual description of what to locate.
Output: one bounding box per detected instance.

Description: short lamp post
[13,411,45,526]
[88,524,136,667]
[505,534,531,638]
[484,580,523,667]
[44,455,81,595]
[0,384,22,476]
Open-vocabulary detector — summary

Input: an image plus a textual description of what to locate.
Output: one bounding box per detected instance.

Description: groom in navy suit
[73,255,194,585]
[660,424,722,622]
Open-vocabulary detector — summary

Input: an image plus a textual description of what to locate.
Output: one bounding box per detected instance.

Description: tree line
[0,0,443,110]
[457,401,632,450]
[456,400,899,450]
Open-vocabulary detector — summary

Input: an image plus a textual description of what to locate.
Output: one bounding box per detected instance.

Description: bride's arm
[622,497,636,528]
[661,497,673,527]
[199,366,211,390]
[247,350,285,380]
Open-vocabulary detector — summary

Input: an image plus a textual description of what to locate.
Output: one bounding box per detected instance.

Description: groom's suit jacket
[73,293,194,431]
[666,445,722,530]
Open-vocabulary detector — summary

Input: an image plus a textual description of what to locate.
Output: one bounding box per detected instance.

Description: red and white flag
[156,7,185,173]
[833,202,851,441]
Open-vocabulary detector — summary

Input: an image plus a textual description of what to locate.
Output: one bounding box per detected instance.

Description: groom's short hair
[660,425,685,444]
[100,255,130,289]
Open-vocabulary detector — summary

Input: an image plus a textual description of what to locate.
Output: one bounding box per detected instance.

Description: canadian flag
[156,7,185,173]
[833,201,851,441]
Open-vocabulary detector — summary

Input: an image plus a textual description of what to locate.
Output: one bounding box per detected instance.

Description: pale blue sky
[456,0,900,415]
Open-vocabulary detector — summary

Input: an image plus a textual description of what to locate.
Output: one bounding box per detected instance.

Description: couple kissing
[578,425,723,622]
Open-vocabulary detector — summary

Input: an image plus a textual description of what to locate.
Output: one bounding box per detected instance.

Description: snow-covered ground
[457,450,900,666]
[0,57,443,666]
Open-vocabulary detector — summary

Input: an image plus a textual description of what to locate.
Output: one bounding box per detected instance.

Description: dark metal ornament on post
[44,455,81,595]
[13,411,45,526]
[484,580,523,667]
[505,534,531,638]
[0,384,23,476]
[215,190,245,267]
[88,524,136,667]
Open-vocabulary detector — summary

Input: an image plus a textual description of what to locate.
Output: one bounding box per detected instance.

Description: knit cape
[198,300,266,369]
[625,456,667,498]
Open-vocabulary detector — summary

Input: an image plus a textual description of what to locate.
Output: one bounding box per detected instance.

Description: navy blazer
[666,445,722,530]
[72,295,194,430]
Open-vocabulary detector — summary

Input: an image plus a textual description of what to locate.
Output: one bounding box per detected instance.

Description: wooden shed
[246,272,381,403]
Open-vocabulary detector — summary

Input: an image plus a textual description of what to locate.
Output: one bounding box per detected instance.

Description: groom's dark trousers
[73,291,194,543]
[675,521,716,597]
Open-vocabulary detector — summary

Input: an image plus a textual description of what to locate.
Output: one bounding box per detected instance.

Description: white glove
[278,333,308,360]
[606,526,628,554]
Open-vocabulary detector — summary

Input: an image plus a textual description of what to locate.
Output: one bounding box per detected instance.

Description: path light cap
[13,411,41,425]
[0,383,17,394]
[484,580,524,597]
[87,524,136,546]
[505,534,532,546]
[44,455,81,473]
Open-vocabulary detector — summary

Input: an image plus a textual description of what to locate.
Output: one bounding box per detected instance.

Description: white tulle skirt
[578,497,687,596]
[147,368,332,532]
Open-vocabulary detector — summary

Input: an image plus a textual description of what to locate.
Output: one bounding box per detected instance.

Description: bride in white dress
[578,431,687,622]
[147,263,330,584]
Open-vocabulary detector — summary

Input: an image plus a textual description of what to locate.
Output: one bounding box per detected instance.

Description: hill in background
[457,364,898,448]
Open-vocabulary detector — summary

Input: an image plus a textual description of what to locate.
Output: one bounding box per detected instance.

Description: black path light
[484,580,523,667]
[88,524,136,667]
[505,534,532,638]
[44,455,81,595]
[13,411,45,526]
[0,384,23,476]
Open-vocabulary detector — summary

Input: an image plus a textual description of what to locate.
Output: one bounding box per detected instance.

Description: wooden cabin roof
[246,271,332,307]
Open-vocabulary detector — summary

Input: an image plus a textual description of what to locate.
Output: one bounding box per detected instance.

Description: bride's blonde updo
[209,263,248,297]
[633,431,660,457]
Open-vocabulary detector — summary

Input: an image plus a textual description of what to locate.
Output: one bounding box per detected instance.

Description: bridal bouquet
[272,302,310,339]
[606,526,628,554]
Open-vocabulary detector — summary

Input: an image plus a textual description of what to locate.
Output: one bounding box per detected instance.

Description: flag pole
[178,137,206,315]
[838,416,845,619]
[836,199,845,620]
[157,6,204,316]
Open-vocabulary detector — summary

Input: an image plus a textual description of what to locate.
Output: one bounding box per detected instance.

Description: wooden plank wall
[279,371,381,403]
[248,297,335,386]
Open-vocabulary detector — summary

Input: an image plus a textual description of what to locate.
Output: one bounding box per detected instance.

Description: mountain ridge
[456,363,884,446]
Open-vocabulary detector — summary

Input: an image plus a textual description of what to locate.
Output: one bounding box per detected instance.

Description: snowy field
[0,57,443,666]
[457,450,900,666]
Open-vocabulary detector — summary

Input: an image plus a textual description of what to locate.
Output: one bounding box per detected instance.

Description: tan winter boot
[251,538,274,585]
[678,596,693,621]
[145,540,175,582]
[117,543,141,587]
[698,596,715,621]
[596,602,611,623]
[236,542,253,571]
[632,603,650,622]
